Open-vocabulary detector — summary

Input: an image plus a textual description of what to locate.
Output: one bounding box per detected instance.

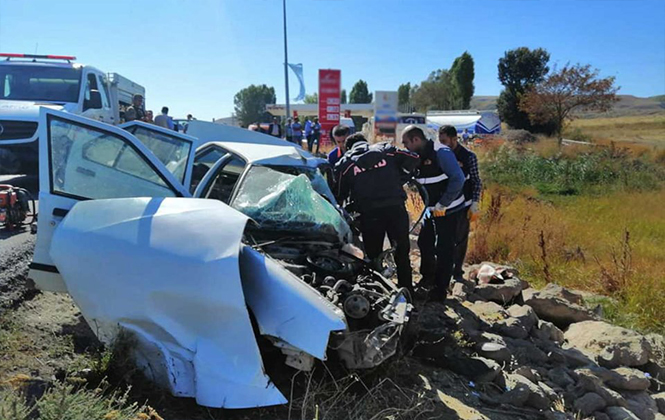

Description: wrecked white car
[28,109,415,408]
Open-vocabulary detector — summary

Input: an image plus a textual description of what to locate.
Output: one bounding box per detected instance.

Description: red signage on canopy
[318,69,341,147]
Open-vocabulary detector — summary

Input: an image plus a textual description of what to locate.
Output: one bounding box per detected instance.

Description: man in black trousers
[402,125,466,302]
[334,133,420,294]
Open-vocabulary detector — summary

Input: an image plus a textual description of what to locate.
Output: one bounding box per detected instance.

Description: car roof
[201,141,325,168]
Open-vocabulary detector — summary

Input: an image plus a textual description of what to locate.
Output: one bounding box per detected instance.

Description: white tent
[426,111,501,135]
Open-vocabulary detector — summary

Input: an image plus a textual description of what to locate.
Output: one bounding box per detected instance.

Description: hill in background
[470,94,665,118]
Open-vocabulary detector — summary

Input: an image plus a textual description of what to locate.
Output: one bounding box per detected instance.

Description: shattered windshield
[231,165,351,243]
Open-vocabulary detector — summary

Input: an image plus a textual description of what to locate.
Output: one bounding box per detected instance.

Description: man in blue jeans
[291,118,303,146]
[402,125,465,302]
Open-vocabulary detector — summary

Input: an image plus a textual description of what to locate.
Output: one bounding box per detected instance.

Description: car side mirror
[84,90,103,110]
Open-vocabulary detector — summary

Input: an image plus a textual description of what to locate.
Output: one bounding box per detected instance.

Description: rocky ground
[1,224,664,419]
[413,263,665,420]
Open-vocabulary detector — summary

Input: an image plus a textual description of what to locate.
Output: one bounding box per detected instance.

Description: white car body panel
[185,119,293,149]
[239,245,346,360]
[49,197,287,408]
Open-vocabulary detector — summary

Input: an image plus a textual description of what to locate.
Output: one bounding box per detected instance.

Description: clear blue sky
[1,0,663,121]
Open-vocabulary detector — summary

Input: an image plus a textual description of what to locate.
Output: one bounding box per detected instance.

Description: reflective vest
[415,141,466,211]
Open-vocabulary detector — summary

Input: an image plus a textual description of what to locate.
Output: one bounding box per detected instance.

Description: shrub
[0,380,159,420]
[501,129,537,144]
[480,142,665,195]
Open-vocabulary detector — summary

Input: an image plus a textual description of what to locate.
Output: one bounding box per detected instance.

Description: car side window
[84,73,97,101]
[96,74,110,109]
[204,157,246,203]
[49,116,177,199]
[190,146,228,193]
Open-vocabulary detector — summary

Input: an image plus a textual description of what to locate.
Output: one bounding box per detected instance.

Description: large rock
[476,332,512,364]
[502,373,551,409]
[653,393,665,415]
[574,392,607,417]
[576,368,628,407]
[508,304,539,332]
[466,301,508,322]
[603,367,651,391]
[514,366,541,383]
[594,412,611,420]
[474,278,523,304]
[606,406,641,420]
[491,317,530,339]
[523,284,597,327]
[565,321,652,368]
[646,333,665,365]
[622,392,658,420]
[533,319,565,343]
[548,367,576,388]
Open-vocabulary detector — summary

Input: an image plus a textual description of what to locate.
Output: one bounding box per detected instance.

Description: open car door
[30,108,190,292]
[120,121,196,189]
[27,108,294,408]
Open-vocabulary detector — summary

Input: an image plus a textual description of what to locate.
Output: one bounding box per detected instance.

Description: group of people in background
[255,116,322,153]
[123,93,195,132]
[327,124,482,303]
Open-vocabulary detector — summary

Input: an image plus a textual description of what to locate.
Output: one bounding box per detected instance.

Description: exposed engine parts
[253,239,414,370]
[0,184,36,230]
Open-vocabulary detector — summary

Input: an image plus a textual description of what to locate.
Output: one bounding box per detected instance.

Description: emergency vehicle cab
[0,53,145,173]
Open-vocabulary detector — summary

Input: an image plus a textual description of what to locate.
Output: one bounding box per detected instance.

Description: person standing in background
[304,117,313,151]
[285,117,293,143]
[154,107,174,130]
[312,117,322,154]
[268,117,282,138]
[291,118,303,146]
[124,94,145,122]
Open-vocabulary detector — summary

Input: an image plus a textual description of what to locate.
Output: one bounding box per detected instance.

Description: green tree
[398,82,412,111]
[450,51,475,109]
[496,47,551,131]
[411,70,457,112]
[349,80,373,103]
[233,84,276,127]
[521,63,619,143]
[304,93,318,104]
[340,89,347,104]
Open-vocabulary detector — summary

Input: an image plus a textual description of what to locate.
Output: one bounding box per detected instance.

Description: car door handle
[52,208,69,217]
[76,167,96,177]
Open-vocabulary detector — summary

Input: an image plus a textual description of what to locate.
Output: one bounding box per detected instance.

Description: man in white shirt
[268,117,282,137]
[154,107,174,130]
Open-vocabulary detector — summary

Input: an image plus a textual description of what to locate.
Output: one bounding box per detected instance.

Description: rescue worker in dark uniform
[401,125,465,302]
[334,133,420,293]
[438,125,483,280]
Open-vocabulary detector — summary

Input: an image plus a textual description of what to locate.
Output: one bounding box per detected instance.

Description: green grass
[481,141,665,196]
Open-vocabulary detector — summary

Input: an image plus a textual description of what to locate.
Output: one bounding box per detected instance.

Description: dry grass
[470,119,665,333]
[468,185,665,334]
[568,113,665,148]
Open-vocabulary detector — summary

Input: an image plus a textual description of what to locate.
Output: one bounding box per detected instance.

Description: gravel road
[0,174,39,315]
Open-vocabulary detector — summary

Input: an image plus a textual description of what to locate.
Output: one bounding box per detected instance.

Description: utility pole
[283,0,290,122]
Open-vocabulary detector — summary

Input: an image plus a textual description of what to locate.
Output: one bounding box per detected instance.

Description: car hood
[0,100,69,119]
